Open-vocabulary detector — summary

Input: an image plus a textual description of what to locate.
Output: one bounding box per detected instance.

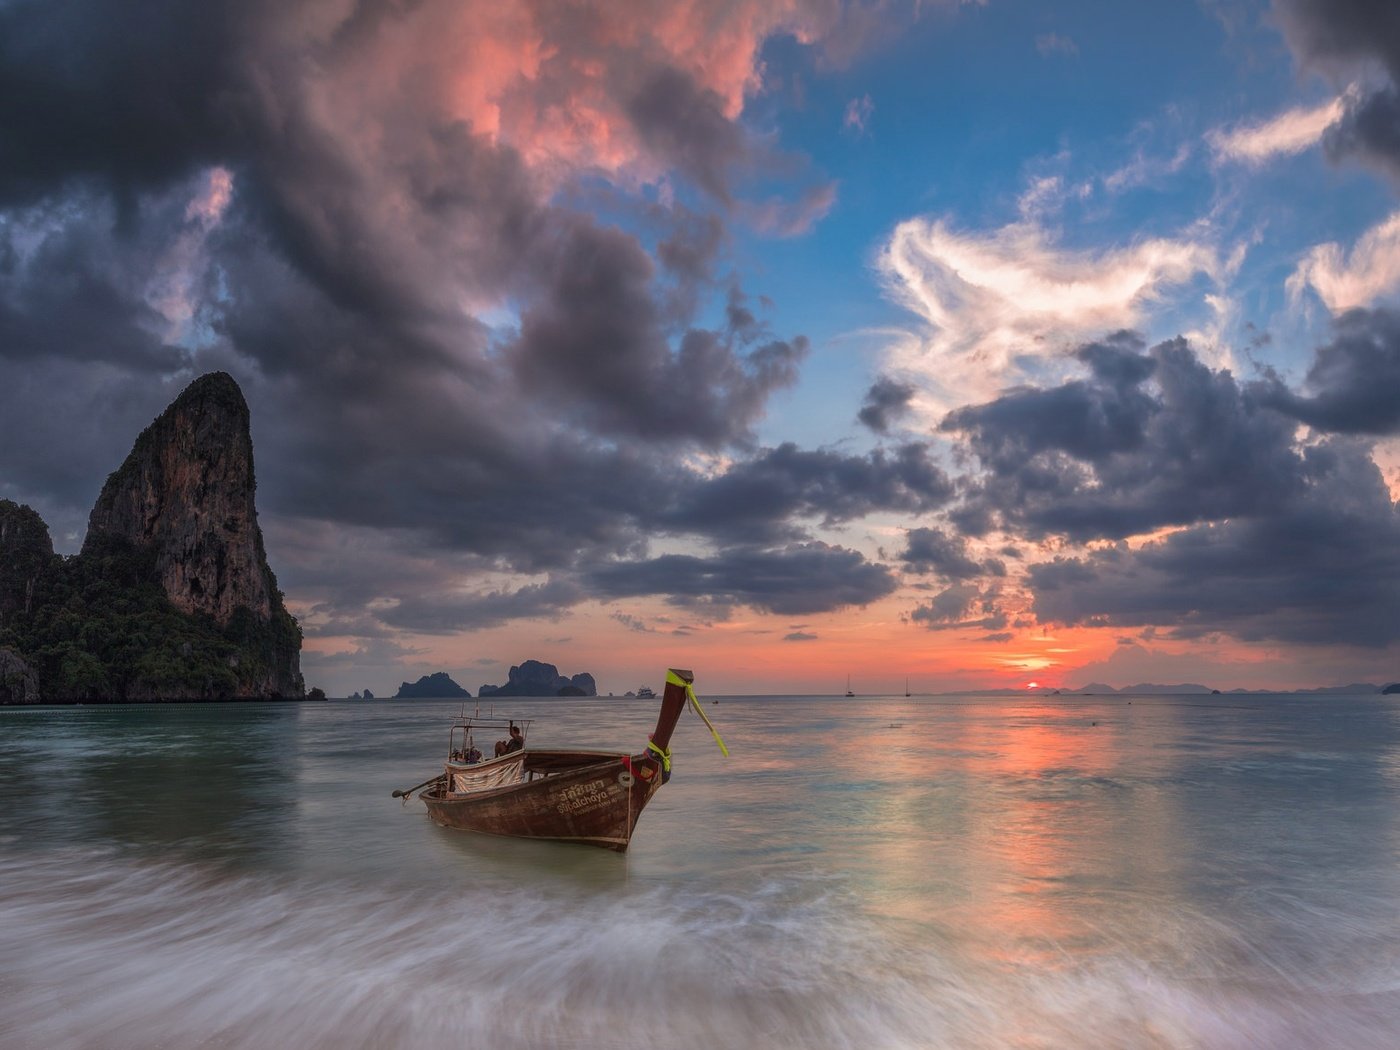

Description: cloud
[941,332,1307,541]
[857,377,916,433]
[1272,0,1400,180]
[843,93,875,135]
[583,542,898,615]
[909,584,1008,632]
[378,578,588,634]
[877,214,1220,411]
[1206,96,1346,165]
[1261,307,1400,434]
[935,321,1400,649]
[1287,211,1400,311]
[1034,33,1079,59]
[900,527,993,580]
[660,441,956,545]
[1028,438,1400,646]
[0,0,930,650]
[784,631,818,641]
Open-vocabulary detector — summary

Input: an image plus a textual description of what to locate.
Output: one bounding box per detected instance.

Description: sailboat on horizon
[845,675,855,698]
[905,677,911,697]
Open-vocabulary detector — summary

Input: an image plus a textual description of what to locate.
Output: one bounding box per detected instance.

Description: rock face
[0,502,54,629]
[0,373,303,702]
[479,660,598,697]
[395,672,471,698]
[0,648,40,704]
[85,372,274,627]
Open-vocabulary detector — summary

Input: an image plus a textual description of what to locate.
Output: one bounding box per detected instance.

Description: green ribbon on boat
[665,670,730,757]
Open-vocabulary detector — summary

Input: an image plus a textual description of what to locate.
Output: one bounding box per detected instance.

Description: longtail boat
[393,669,726,852]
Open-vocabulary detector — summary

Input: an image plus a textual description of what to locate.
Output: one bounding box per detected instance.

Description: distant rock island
[1072,682,1395,696]
[349,688,376,700]
[1075,682,1214,695]
[0,373,304,703]
[479,660,597,697]
[394,673,470,698]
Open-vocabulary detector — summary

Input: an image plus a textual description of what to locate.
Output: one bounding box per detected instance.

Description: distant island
[394,673,471,699]
[479,660,597,697]
[1065,682,1398,696]
[0,373,304,704]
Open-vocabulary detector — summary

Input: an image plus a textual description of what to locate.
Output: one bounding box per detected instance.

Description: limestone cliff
[394,672,471,699]
[0,373,303,702]
[86,373,274,627]
[0,502,54,629]
[478,660,598,697]
[80,372,302,698]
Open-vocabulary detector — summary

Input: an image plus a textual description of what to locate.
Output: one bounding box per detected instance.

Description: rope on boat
[665,670,730,757]
[646,738,672,783]
[646,738,672,773]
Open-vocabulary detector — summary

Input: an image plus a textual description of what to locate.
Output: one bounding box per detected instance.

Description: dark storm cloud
[583,543,897,615]
[900,527,1001,579]
[1326,87,1400,180]
[0,0,968,647]
[0,0,243,207]
[909,584,1007,632]
[626,66,748,203]
[508,215,809,448]
[1274,0,1400,177]
[857,377,916,433]
[662,442,955,544]
[1261,308,1400,434]
[0,191,195,371]
[1028,439,1400,646]
[379,578,587,634]
[943,335,1304,541]
[939,326,1400,649]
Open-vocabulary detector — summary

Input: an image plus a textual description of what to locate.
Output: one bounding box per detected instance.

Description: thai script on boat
[555,779,610,815]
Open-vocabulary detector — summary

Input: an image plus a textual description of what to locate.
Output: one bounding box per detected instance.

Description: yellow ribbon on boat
[666,670,730,757]
[646,738,672,772]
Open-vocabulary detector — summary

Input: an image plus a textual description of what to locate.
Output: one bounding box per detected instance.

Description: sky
[2,0,1400,697]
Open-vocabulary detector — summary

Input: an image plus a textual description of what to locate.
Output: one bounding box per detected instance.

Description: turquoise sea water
[3,692,1400,1048]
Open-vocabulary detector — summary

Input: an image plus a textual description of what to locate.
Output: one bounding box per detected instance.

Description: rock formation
[85,372,275,626]
[395,672,471,698]
[0,502,54,629]
[0,648,40,704]
[0,373,303,702]
[478,660,598,697]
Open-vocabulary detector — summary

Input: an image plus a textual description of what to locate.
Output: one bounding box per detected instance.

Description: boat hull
[419,749,664,852]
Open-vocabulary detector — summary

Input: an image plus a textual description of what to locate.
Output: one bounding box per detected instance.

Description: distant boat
[636,685,656,700]
[905,677,911,697]
[845,675,855,698]
[397,670,726,852]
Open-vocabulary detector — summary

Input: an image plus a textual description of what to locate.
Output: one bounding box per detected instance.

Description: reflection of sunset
[808,697,1187,957]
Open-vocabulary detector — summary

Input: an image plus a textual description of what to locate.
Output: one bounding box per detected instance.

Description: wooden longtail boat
[394,669,726,852]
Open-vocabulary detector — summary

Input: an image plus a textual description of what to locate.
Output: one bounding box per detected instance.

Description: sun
[1026,681,1040,690]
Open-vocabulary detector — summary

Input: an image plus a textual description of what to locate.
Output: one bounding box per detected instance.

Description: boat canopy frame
[447,717,535,762]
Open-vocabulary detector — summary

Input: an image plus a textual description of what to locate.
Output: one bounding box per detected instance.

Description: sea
[3,692,1400,1049]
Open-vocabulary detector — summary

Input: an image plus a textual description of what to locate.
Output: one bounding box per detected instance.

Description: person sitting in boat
[495,723,525,756]
[465,744,482,764]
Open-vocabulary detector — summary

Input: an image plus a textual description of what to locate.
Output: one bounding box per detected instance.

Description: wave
[4,849,1400,1049]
